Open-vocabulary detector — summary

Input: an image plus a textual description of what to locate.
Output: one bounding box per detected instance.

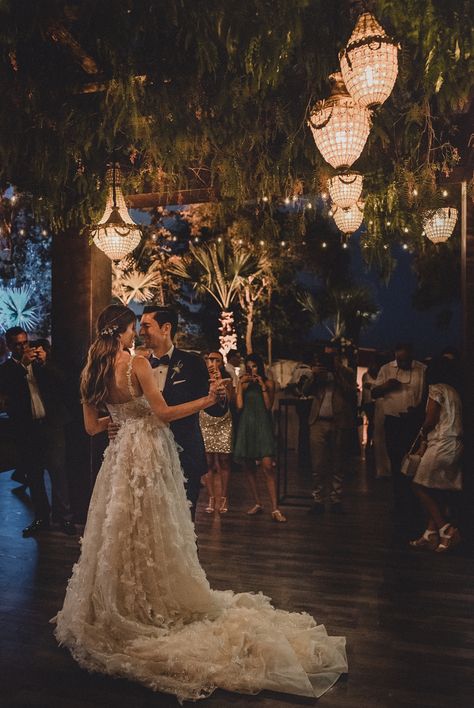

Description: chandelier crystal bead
[328,172,363,209]
[308,73,371,169]
[339,12,399,109]
[423,207,458,244]
[333,201,365,235]
[91,164,142,261]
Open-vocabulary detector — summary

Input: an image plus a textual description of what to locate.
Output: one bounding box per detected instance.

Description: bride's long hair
[80,304,136,406]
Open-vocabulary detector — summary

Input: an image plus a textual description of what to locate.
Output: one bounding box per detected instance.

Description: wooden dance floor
[1,461,473,708]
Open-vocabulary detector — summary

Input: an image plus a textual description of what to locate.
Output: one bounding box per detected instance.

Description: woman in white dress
[410,357,463,553]
[53,305,347,703]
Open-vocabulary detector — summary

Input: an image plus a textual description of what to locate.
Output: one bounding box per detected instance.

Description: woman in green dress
[234,354,286,522]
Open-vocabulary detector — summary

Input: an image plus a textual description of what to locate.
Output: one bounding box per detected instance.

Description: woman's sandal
[435,525,461,553]
[205,497,215,514]
[246,504,263,515]
[218,497,228,514]
[409,530,439,550]
[271,509,287,523]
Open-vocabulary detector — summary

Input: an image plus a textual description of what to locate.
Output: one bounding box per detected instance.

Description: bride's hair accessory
[99,324,119,338]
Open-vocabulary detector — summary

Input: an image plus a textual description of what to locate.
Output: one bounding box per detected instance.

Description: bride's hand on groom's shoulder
[108,420,121,440]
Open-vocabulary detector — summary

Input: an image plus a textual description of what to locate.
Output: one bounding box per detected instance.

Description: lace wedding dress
[53,367,347,703]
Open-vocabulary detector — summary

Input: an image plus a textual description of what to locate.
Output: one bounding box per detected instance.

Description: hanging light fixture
[328,172,363,209]
[339,12,399,109]
[332,201,365,235]
[90,163,142,261]
[423,207,458,244]
[308,73,371,169]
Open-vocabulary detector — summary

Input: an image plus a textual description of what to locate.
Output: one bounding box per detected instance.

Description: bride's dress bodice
[106,395,163,426]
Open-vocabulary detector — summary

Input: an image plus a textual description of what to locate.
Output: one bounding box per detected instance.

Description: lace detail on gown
[53,375,347,702]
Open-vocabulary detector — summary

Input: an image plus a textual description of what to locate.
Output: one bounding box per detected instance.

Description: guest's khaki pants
[309,420,353,504]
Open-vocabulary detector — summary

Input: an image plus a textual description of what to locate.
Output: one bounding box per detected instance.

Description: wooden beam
[126,187,218,209]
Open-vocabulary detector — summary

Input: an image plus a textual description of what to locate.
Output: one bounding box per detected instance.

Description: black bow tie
[150,354,170,368]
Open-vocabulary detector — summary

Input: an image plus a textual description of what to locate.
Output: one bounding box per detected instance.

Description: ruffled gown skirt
[53,413,347,702]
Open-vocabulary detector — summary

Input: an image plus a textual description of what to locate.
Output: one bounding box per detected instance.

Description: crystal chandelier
[90,163,142,261]
[423,207,458,244]
[328,172,363,209]
[333,201,365,235]
[339,12,399,109]
[308,73,371,170]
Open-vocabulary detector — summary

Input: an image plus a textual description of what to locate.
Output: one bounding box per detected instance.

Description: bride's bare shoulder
[131,355,151,370]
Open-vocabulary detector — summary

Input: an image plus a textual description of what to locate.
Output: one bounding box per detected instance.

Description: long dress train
[53,388,347,702]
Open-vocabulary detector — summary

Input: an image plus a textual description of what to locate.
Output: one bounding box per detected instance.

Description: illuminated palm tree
[168,240,267,356]
[0,285,41,332]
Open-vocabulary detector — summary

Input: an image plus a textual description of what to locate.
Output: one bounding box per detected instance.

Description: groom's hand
[108,420,120,440]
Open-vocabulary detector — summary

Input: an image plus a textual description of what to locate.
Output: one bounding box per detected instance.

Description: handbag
[400,431,426,478]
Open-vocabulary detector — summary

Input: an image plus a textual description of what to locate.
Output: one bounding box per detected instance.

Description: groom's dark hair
[143,306,178,338]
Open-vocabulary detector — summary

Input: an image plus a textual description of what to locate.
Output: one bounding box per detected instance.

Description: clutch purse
[400,431,426,478]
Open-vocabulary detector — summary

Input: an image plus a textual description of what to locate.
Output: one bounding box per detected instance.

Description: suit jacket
[303,365,357,429]
[154,348,209,480]
[0,357,70,434]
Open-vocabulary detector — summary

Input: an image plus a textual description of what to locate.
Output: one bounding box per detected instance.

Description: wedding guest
[225,349,241,388]
[361,360,379,450]
[303,346,358,515]
[233,353,286,522]
[410,357,463,552]
[0,327,76,536]
[201,350,234,514]
[372,343,426,525]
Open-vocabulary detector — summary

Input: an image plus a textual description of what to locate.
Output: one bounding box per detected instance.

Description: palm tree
[298,285,379,344]
[0,285,41,332]
[112,259,165,306]
[168,239,267,356]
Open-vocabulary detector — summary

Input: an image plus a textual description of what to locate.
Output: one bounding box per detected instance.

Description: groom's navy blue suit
[151,347,209,515]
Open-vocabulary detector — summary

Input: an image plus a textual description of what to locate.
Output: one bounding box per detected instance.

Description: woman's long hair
[80,305,136,406]
[244,353,267,381]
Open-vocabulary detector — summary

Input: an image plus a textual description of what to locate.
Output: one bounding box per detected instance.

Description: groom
[139,306,210,519]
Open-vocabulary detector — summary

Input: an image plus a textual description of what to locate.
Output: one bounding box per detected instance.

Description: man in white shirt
[372,343,426,522]
[224,349,241,388]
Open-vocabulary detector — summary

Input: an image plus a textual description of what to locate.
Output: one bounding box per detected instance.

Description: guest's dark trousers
[384,414,420,526]
[17,420,73,522]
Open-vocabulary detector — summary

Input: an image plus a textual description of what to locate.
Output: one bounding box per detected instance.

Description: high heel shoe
[205,497,215,514]
[246,504,263,515]
[271,509,287,523]
[409,530,439,550]
[435,525,461,553]
[218,497,228,514]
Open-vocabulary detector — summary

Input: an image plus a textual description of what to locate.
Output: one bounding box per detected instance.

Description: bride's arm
[83,403,111,435]
[133,356,218,422]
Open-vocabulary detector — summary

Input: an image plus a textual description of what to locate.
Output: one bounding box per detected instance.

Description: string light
[259,240,265,246]
[280,240,286,246]
[402,243,408,250]
[19,229,25,236]
[306,202,313,209]
[412,188,418,196]
[442,189,449,197]
[284,197,290,205]
[403,226,409,233]
[262,196,269,202]
[194,236,200,243]
[322,242,327,248]
[217,237,222,243]
[41,229,48,236]
[386,220,391,226]
[321,192,328,200]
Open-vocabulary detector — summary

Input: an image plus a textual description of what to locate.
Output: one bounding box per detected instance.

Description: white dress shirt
[24,363,46,419]
[374,360,426,417]
[151,345,175,392]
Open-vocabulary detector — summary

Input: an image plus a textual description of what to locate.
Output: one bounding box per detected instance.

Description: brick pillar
[51,231,111,521]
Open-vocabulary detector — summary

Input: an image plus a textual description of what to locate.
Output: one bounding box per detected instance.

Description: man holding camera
[303,346,358,515]
[0,327,75,536]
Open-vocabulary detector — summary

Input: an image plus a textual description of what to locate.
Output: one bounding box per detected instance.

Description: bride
[53,304,347,702]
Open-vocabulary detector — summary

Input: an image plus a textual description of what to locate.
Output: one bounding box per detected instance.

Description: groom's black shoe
[59,520,77,536]
[22,519,50,537]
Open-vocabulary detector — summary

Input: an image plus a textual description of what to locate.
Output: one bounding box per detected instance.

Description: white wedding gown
[53,385,347,702]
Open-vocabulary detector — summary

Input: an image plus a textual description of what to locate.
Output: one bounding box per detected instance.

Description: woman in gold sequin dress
[200,351,234,513]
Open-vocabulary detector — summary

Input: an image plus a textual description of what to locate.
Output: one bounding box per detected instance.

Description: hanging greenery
[0,0,470,236]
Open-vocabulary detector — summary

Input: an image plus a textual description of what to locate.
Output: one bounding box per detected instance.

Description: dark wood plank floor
[1,459,473,708]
